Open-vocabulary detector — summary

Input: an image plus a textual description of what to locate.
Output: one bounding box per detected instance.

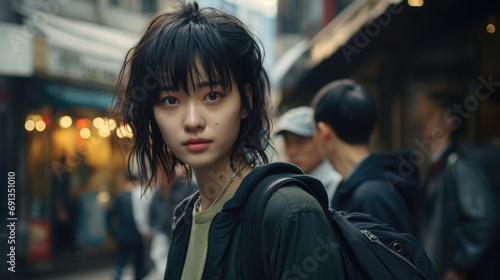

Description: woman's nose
[183,102,205,132]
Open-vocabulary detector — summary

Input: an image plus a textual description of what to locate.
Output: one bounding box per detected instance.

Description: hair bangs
[148,21,234,96]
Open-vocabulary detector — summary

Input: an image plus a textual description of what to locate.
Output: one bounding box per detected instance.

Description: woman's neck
[193,157,252,211]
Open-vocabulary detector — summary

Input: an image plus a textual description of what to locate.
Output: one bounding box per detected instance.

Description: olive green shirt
[180,190,236,280]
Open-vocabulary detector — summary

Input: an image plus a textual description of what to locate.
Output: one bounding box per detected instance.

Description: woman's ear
[241,83,253,119]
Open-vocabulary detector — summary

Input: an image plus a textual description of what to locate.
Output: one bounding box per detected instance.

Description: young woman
[112,1,343,279]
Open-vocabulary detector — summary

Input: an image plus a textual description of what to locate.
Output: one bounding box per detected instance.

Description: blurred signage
[28,219,51,261]
[46,45,118,83]
[0,23,34,77]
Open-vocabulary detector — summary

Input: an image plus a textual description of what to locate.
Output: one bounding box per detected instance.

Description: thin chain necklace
[196,166,240,212]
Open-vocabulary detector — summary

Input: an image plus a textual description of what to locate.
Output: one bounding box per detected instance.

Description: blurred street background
[0,0,499,279]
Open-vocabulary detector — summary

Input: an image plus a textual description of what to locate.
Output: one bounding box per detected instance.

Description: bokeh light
[97,191,111,204]
[408,0,423,7]
[108,119,117,131]
[93,117,104,128]
[25,120,35,131]
[35,121,46,132]
[59,116,73,128]
[487,24,495,34]
[80,128,91,139]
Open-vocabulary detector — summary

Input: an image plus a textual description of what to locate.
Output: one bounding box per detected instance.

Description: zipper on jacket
[360,229,421,275]
[200,213,218,280]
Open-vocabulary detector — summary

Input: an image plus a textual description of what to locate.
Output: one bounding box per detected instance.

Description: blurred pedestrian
[51,157,76,255]
[149,166,196,279]
[131,175,154,278]
[417,90,499,280]
[51,154,84,255]
[110,173,150,280]
[276,106,341,206]
[110,1,344,279]
[312,79,420,233]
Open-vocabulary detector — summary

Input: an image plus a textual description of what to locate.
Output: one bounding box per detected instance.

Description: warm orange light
[59,116,72,128]
[28,115,43,123]
[98,121,111,137]
[25,120,35,131]
[125,124,132,132]
[80,128,91,139]
[408,0,423,7]
[35,121,46,132]
[116,127,124,138]
[42,116,51,127]
[487,24,495,33]
[98,128,111,137]
[97,191,111,204]
[93,117,104,128]
[76,118,89,130]
[121,124,133,138]
[117,125,131,138]
[108,119,117,131]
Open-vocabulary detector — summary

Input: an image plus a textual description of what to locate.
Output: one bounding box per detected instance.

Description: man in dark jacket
[312,79,420,234]
[417,90,499,280]
[110,179,146,280]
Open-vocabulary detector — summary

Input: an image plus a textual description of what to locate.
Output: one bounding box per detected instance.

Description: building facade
[0,0,176,276]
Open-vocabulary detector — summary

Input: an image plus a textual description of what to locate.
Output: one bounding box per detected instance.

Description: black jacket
[420,144,499,278]
[164,163,344,280]
[332,150,420,233]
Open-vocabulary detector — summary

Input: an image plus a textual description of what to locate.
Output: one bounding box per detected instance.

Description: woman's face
[153,68,248,169]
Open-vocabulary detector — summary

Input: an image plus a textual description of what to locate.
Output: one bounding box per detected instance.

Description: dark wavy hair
[111,1,272,192]
[312,79,377,145]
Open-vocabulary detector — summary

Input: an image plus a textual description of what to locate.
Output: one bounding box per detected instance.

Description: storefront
[1,13,138,274]
[23,80,132,266]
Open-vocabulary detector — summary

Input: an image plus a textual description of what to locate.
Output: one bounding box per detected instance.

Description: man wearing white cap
[276,106,342,206]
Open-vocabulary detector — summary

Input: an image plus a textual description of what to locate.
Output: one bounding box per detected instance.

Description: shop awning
[274,0,402,91]
[17,5,140,82]
[44,84,113,111]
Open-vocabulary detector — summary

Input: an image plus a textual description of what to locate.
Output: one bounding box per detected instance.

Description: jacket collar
[172,162,314,229]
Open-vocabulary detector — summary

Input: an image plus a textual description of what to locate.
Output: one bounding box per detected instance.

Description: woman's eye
[205,92,221,102]
[163,97,179,106]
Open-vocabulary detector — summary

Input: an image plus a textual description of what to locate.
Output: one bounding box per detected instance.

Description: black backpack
[241,173,439,280]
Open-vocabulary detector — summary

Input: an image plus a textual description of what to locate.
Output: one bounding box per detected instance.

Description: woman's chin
[178,156,216,170]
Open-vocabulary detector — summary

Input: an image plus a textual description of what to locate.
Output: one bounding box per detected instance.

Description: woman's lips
[185,142,211,151]
[183,138,212,152]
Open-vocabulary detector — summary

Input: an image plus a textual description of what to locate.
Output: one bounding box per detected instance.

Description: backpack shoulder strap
[240,175,314,280]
